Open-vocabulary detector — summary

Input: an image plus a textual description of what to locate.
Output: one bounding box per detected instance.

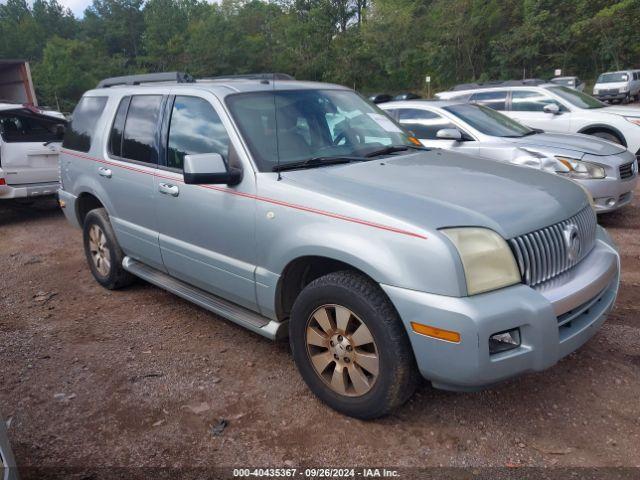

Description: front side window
[444,104,533,138]
[469,91,507,111]
[225,89,414,172]
[396,108,456,139]
[121,95,163,164]
[167,96,230,170]
[63,96,108,152]
[511,90,564,112]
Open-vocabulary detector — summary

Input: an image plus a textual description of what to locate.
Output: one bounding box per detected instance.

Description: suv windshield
[597,72,629,83]
[226,89,415,171]
[545,85,605,109]
[444,103,533,137]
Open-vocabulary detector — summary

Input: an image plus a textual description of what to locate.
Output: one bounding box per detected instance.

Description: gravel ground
[0,184,639,476]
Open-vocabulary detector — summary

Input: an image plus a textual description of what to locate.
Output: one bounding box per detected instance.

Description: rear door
[0,110,65,186]
[101,94,165,271]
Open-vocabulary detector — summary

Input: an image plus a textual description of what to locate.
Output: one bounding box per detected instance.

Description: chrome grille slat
[619,161,634,180]
[508,207,597,287]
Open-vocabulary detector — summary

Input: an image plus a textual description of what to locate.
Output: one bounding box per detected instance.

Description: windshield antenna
[271,73,282,180]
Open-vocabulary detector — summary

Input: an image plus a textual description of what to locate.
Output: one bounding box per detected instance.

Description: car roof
[380,99,464,109]
[84,77,350,99]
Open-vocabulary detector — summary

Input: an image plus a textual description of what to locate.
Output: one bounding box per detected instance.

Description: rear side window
[469,91,507,110]
[62,96,108,152]
[109,96,130,157]
[121,95,163,164]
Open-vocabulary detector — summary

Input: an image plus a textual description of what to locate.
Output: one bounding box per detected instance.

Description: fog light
[606,198,616,207]
[489,328,521,354]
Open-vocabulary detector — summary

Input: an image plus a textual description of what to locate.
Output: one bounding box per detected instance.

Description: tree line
[0,0,638,111]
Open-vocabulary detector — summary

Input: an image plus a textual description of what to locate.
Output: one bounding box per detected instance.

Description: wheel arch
[75,191,106,226]
[578,124,627,147]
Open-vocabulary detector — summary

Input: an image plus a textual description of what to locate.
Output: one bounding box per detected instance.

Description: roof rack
[452,78,547,91]
[201,73,295,81]
[96,71,195,88]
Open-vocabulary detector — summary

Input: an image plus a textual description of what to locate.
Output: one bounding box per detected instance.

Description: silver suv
[58,73,620,419]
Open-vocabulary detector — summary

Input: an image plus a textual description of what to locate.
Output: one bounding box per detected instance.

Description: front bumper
[581,175,637,213]
[0,180,59,199]
[594,92,628,102]
[383,226,619,391]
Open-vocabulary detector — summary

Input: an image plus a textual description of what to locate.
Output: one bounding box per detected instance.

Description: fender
[578,124,627,147]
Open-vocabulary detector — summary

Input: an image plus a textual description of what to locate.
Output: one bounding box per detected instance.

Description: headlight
[625,116,640,126]
[555,156,605,179]
[593,88,599,94]
[441,228,521,295]
[620,85,629,93]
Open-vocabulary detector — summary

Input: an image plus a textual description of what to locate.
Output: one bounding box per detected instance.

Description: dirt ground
[1,182,639,476]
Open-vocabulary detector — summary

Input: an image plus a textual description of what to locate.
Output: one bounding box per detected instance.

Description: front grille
[509,207,597,287]
[619,160,636,179]
[600,88,619,95]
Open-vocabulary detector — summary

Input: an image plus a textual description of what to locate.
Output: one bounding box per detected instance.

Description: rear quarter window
[62,96,108,152]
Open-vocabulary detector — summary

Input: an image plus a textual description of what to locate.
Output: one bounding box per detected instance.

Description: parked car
[393,92,421,101]
[368,93,393,104]
[1,413,19,480]
[593,70,640,104]
[59,72,620,419]
[550,76,585,91]
[380,100,638,213]
[436,81,640,156]
[0,104,67,200]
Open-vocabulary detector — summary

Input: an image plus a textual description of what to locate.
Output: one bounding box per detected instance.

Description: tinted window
[109,96,130,157]
[511,91,563,112]
[469,91,507,110]
[167,96,230,170]
[62,96,107,152]
[0,114,65,143]
[121,95,162,164]
[396,108,456,139]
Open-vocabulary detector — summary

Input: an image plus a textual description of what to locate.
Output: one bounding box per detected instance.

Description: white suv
[0,103,66,200]
[436,83,640,158]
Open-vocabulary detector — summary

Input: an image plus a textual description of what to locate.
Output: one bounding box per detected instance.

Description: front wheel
[590,130,623,145]
[289,271,418,419]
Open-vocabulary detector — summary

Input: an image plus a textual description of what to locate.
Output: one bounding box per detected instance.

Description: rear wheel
[289,270,418,419]
[82,208,134,289]
[590,130,623,145]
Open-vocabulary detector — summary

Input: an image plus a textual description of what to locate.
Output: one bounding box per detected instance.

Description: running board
[122,257,287,340]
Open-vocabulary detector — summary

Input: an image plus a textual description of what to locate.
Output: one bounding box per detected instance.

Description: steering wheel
[333,128,364,146]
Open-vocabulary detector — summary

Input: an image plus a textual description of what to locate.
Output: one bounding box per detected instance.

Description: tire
[590,130,623,145]
[82,208,135,290]
[289,270,418,419]
[622,94,630,105]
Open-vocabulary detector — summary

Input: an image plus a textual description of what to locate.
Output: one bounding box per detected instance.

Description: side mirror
[543,103,560,115]
[436,128,462,141]
[183,153,242,186]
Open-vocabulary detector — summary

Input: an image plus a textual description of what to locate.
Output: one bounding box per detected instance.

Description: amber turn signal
[411,322,461,343]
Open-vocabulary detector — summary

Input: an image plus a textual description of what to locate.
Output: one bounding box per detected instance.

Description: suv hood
[283,150,589,239]
[503,132,626,156]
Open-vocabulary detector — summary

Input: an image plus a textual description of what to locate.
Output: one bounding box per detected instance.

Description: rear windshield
[63,96,108,152]
[597,73,629,83]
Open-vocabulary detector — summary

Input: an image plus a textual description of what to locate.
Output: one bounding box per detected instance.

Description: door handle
[98,167,112,178]
[158,182,179,197]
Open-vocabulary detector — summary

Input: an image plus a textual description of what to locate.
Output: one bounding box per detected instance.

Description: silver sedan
[381,100,638,213]
[0,413,18,480]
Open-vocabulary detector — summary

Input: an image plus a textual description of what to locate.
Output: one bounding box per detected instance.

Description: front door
[506,90,572,133]
[155,93,258,311]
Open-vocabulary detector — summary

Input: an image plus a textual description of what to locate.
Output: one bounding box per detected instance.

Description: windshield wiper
[272,156,366,172]
[362,144,427,158]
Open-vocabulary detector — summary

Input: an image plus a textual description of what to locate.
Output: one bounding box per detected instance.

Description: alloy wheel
[88,224,111,277]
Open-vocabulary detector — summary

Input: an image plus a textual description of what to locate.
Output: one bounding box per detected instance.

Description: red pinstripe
[61,149,427,240]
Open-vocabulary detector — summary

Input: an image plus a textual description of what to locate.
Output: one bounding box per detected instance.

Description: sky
[56,0,220,16]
